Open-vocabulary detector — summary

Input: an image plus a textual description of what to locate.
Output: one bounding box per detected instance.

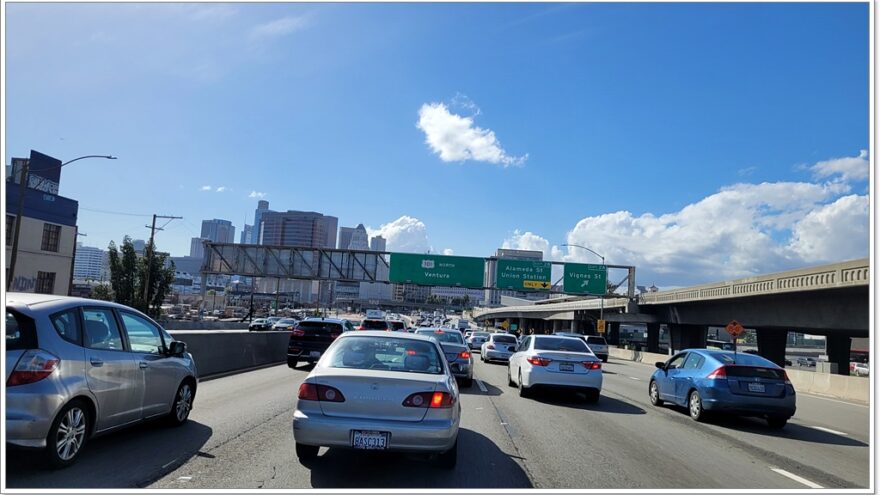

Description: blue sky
[4,2,870,287]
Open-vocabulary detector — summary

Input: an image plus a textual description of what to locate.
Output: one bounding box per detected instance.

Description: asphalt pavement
[5,354,870,489]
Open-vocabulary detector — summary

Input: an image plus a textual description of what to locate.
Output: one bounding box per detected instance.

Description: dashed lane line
[770,468,823,488]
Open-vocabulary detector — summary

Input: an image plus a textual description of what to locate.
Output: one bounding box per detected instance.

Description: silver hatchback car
[6,293,198,468]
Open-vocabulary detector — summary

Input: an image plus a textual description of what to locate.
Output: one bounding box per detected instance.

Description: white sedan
[507,335,603,402]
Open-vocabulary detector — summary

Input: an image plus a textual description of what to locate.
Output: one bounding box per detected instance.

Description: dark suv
[287,318,355,368]
[358,319,392,331]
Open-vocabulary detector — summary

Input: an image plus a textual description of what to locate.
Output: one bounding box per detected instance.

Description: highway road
[6,355,870,489]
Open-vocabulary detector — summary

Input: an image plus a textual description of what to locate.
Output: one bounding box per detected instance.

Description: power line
[80,207,152,217]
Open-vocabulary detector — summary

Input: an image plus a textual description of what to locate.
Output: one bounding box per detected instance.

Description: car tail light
[707,366,727,379]
[7,349,60,387]
[527,356,551,366]
[356,326,365,331]
[291,327,305,337]
[583,361,601,370]
[486,344,495,350]
[298,383,345,402]
[459,351,470,359]
[402,391,455,408]
[782,370,792,385]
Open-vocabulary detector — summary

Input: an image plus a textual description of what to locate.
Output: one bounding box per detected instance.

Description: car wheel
[438,439,457,470]
[602,357,608,363]
[649,380,664,406]
[295,442,319,461]
[688,390,706,422]
[583,389,600,404]
[167,380,194,427]
[518,371,530,398]
[287,359,298,369]
[46,400,90,469]
[508,367,516,387]
[766,416,788,429]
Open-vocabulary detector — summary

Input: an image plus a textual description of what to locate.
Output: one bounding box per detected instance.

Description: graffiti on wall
[11,276,36,292]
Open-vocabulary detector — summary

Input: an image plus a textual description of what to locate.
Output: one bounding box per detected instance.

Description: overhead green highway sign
[495,259,552,290]
[563,263,607,295]
[389,253,485,288]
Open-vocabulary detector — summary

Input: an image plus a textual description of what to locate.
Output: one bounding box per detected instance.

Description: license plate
[309,351,321,358]
[747,382,765,393]
[559,363,574,372]
[351,430,389,450]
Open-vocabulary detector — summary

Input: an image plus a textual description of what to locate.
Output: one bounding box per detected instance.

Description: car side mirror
[169,341,187,356]
[655,361,665,370]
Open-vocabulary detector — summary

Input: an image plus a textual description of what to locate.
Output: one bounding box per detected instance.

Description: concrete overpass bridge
[474,258,870,374]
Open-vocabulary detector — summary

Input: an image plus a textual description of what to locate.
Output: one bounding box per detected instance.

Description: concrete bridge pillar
[518,318,526,333]
[755,328,788,368]
[669,324,708,354]
[553,320,562,332]
[825,335,851,376]
[607,321,620,346]
[646,323,661,353]
[570,319,579,333]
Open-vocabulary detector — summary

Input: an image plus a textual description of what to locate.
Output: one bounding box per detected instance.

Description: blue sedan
[648,349,796,428]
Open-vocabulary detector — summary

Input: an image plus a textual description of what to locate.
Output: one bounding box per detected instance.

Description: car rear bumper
[292,409,458,453]
[448,362,473,379]
[288,341,331,360]
[6,385,68,449]
[700,389,796,417]
[523,367,603,390]
[483,350,512,361]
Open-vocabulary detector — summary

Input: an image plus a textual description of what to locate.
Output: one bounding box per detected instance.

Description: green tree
[91,284,114,301]
[106,236,176,318]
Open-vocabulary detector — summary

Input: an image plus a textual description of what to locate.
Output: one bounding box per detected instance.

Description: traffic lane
[6,419,213,489]
[474,359,799,489]
[151,368,532,489]
[600,359,868,487]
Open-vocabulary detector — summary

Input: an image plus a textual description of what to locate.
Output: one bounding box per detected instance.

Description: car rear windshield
[326,336,443,374]
[6,309,37,351]
[298,321,343,333]
[534,337,589,353]
[493,335,517,343]
[473,332,491,337]
[586,337,607,345]
[361,319,389,330]
[725,366,786,380]
[278,319,297,324]
[708,351,777,368]
[389,321,406,330]
[418,330,464,344]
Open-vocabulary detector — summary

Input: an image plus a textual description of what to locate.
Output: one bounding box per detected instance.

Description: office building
[190,237,206,258]
[370,235,386,252]
[201,219,235,244]
[253,200,271,243]
[349,224,369,250]
[259,210,338,248]
[240,224,253,244]
[338,226,354,250]
[73,243,109,282]
[431,286,484,305]
[132,239,146,255]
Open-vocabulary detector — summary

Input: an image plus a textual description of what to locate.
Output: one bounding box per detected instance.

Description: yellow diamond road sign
[523,280,550,289]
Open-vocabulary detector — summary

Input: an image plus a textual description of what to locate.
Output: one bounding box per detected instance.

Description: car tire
[438,439,457,470]
[688,390,706,422]
[766,416,788,429]
[518,371,530,398]
[583,389,600,404]
[45,400,90,469]
[296,442,319,461]
[602,357,608,363]
[649,380,664,406]
[508,367,516,387]
[287,359,298,369]
[167,380,195,427]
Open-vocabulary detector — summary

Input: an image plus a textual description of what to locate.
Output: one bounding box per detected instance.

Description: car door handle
[90,358,104,367]
[139,362,149,369]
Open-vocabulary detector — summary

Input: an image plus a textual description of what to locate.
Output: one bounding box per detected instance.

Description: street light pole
[7,154,116,291]
[561,243,606,325]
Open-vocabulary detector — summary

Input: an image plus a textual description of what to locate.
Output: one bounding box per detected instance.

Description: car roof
[339,330,436,342]
[301,317,348,324]
[684,348,780,367]
[6,292,144,315]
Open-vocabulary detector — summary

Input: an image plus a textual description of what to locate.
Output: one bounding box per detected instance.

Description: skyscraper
[73,243,109,281]
[259,210,338,248]
[253,200,270,243]
[349,224,369,250]
[190,237,206,258]
[240,224,253,244]
[370,235,386,252]
[338,226,355,250]
[200,219,236,244]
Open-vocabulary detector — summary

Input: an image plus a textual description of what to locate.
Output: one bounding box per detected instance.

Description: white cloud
[416,102,526,167]
[810,149,869,182]
[200,185,212,191]
[505,151,869,287]
[249,15,309,40]
[442,248,455,256]
[249,191,267,199]
[367,216,430,254]
[187,5,237,22]
[216,186,227,193]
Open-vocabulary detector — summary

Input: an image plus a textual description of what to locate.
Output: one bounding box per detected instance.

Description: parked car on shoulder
[796,357,817,367]
[292,331,460,468]
[508,335,602,402]
[649,349,796,428]
[288,318,354,368]
[6,293,198,468]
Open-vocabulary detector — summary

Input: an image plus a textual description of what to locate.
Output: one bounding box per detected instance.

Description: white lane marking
[162,458,178,469]
[810,426,848,436]
[629,376,640,380]
[475,407,484,410]
[476,379,488,392]
[177,476,192,482]
[770,468,823,488]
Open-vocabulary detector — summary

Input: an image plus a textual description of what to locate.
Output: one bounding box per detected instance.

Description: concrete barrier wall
[168,330,289,377]
[610,347,869,404]
[164,321,250,331]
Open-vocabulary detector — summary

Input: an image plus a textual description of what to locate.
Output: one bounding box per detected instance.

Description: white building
[73,243,108,282]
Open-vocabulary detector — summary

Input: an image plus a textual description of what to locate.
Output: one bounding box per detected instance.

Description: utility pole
[7,160,29,291]
[143,214,182,313]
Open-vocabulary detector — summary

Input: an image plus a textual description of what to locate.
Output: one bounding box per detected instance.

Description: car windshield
[492,335,517,343]
[362,319,389,330]
[417,330,464,344]
[534,337,590,353]
[389,321,406,330]
[299,321,343,333]
[586,337,607,345]
[325,336,444,374]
